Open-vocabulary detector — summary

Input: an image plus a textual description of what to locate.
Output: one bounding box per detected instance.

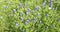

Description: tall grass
[0,0,60,32]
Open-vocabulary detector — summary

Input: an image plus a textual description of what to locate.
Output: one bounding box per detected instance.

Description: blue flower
[13,9,16,13]
[19,3,23,7]
[25,19,30,25]
[57,18,60,22]
[46,26,48,30]
[45,14,48,17]
[49,0,52,8]
[20,17,24,21]
[33,17,37,21]
[16,23,19,27]
[22,30,26,32]
[42,1,46,8]
[35,6,39,10]
[3,5,8,9]
[20,12,23,16]
[25,10,29,16]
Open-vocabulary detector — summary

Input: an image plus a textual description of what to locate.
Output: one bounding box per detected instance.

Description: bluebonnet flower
[16,23,19,27]
[13,9,16,13]
[22,30,26,32]
[3,5,8,9]
[20,17,24,21]
[45,14,48,17]
[19,3,23,7]
[25,8,31,16]
[25,10,29,16]
[33,17,37,21]
[20,12,23,16]
[25,19,30,25]
[46,26,48,30]
[49,0,52,9]
[35,6,39,10]
[42,1,46,8]
[57,18,60,22]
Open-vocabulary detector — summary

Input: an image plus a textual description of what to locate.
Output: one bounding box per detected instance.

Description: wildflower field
[0,0,60,32]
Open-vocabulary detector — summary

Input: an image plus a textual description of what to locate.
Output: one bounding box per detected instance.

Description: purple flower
[19,3,23,7]
[16,23,19,27]
[25,8,31,16]
[35,6,39,10]
[25,11,29,16]
[22,30,26,32]
[57,18,60,22]
[25,19,30,25]
[3,5,8,9]
[45,14,48,17]
[20,12,23,16]
[20,17,24,21]
[49,0,52,8]
[13,9,16,13]
[42,1,46,8]
[33,17,37,21]
[46,26,48,30]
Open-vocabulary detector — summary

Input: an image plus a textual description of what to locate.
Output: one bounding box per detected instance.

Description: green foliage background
[0,0,60,32]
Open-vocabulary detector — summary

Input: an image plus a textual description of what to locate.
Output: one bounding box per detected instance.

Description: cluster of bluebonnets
[0,0,60,32]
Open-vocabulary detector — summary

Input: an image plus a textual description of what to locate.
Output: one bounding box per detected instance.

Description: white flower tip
[49,7,52,9]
